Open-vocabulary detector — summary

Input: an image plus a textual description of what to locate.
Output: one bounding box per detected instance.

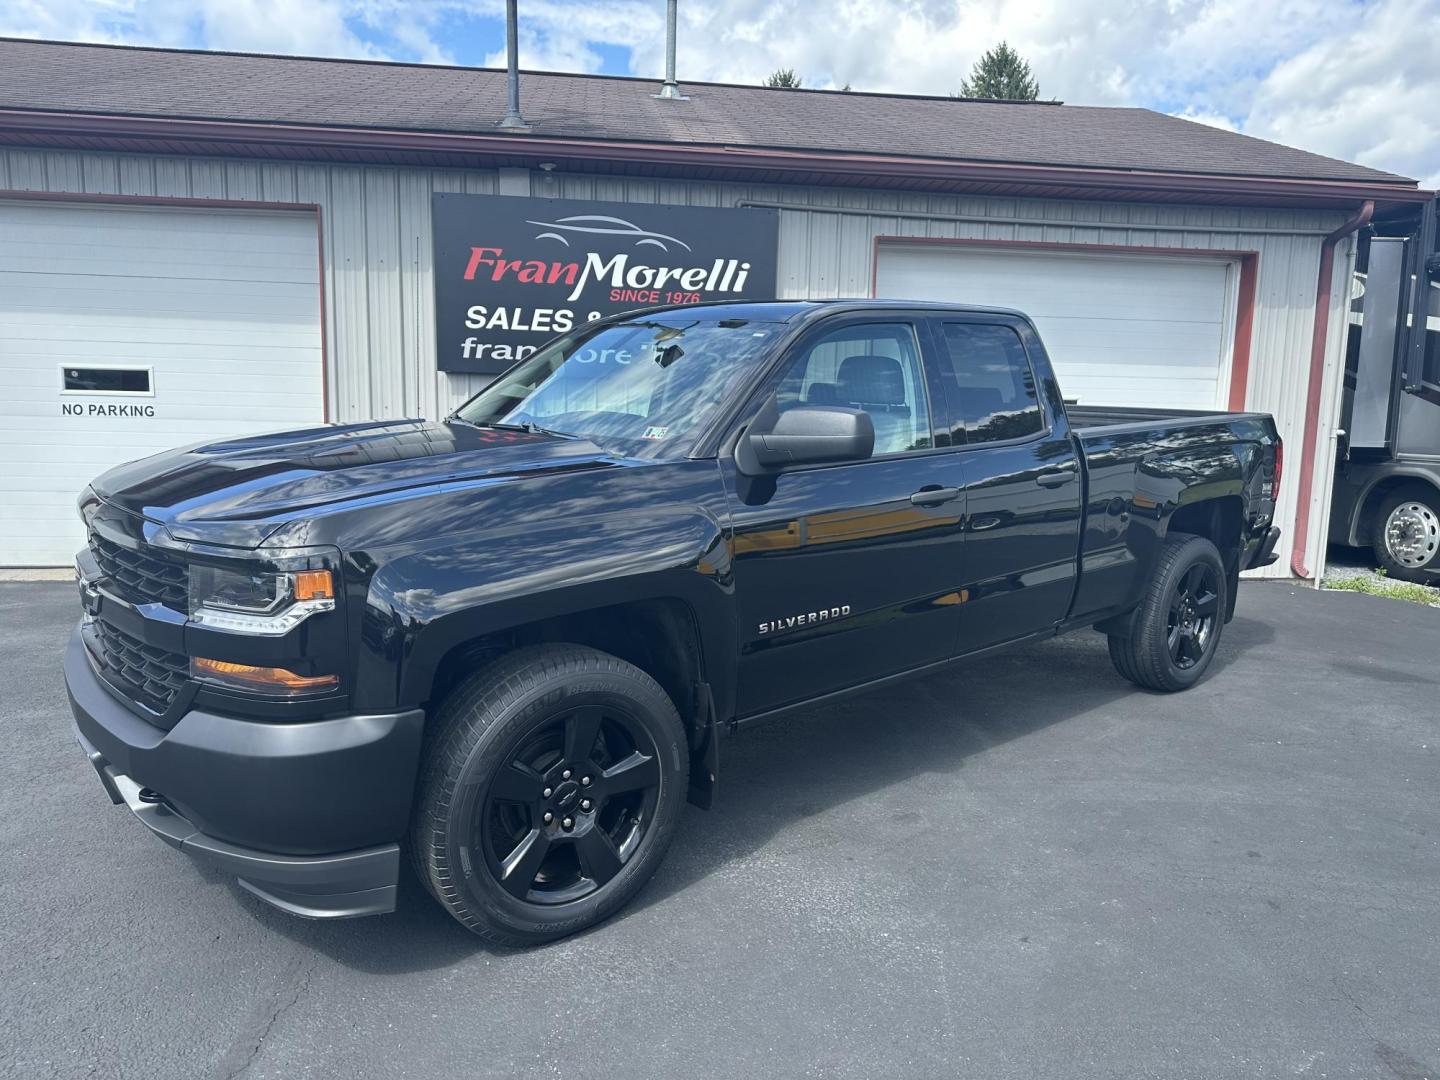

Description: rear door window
[936,322,1044,444]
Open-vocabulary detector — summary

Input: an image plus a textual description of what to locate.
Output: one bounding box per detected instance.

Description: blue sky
[5,0,1438,186]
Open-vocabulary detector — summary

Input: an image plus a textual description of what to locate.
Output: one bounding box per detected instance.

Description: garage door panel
[0,269,321,297]
[920,277,1224,322]
[0,326,320,351]
[0,248,322,282]
[938,252,1225,291]
[2,309,321,334]
[876,244,1233,411]
[0,201,324,566]
[0,211,318,255]
[0,226,318,262]
[2,353,319,378]
[1037,357,1223,380]
[1062,375,1221,400]
[1029,314,1226,338]
[0,280,322,319]
[0,337,318,357]
[1019,280,1226,318]
[1037,320,1224,352]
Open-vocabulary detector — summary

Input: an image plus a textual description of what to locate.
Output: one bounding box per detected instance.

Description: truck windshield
[454,316,783,456]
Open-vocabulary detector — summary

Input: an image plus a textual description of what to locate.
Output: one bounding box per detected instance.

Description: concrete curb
[0,568,73,582]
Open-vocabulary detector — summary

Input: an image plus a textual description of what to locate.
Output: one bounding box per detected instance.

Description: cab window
[774,322,932,455]
[937,322,1044,444]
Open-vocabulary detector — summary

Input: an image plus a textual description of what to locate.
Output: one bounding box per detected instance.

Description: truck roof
[624,298,1031,324]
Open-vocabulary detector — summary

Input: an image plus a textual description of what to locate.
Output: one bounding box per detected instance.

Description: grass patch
[1323,574,1440,607]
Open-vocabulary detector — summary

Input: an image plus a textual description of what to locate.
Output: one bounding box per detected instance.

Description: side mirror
[736,403,875,475]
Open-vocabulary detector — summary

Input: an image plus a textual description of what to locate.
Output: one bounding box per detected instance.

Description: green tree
[956,41,1039,100]
[765,68,802,88]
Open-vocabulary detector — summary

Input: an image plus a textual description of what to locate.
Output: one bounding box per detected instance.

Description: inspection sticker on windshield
[641,425,670,441]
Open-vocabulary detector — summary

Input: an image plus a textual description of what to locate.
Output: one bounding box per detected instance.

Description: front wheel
[1107,533,1228,692]
[412,644,688,945]
[1371,485,1440,583]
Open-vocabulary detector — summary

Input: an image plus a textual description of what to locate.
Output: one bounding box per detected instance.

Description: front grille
[90,532,188,611]
[91,620,189,715]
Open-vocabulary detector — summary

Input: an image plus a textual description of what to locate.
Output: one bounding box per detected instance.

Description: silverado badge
[757,605,851,636]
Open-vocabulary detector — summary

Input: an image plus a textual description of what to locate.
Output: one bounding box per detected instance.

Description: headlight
[189,566,335,635]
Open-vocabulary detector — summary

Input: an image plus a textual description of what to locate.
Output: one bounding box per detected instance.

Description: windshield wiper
[450,417,580,440]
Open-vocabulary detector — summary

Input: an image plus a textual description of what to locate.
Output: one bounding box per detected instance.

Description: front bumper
[66,627,424,918]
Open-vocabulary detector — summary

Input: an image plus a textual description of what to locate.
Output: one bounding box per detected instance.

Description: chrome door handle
[1036,469,1076,488]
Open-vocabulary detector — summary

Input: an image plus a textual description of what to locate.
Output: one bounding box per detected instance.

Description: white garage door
[876,244,1236,411]
[0,201,324,566]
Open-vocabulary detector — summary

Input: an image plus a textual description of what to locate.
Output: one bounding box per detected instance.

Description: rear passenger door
[930,316,1084,655]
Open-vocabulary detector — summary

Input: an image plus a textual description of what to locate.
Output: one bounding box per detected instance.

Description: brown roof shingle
[0,36,1417,186]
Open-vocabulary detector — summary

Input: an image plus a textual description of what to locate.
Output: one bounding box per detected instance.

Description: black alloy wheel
[480,705,661,905]
[412,643,687,945]
[1107,532,1229,692]
[1165,562,1220,670]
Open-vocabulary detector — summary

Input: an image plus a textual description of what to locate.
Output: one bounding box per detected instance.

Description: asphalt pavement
[1,580,1437,1080]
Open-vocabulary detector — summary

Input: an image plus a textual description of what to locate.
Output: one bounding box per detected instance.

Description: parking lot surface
[2,580,1437,1080]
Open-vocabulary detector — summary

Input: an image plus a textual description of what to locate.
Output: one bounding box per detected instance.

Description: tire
[411,643,688,946]
[1371,485,1440,583]
[1107,533,1229,693]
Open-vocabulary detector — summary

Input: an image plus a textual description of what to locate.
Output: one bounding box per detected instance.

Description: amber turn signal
[192,657,338,694]
[293,569,334,602]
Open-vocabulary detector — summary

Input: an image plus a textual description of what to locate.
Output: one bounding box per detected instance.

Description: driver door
[720,316,968,717]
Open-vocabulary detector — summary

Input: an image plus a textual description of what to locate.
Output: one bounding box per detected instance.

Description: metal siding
[395,170,431,418]
[328,166,370,421]
[363,168,405,419]
[1,148,1347,577]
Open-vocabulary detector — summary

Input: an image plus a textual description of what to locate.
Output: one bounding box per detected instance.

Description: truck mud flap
[687,681,719,811]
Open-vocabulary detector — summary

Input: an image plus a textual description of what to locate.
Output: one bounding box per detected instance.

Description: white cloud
[1241,0,1440,187]
[2,0,1435,186]
[3,0,386,58]
[2,0,139,45]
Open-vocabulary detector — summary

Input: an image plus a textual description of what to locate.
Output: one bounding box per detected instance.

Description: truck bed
[1068,404,1270,435]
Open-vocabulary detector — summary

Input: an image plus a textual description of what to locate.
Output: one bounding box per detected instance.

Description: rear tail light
[1272,441,1283,500]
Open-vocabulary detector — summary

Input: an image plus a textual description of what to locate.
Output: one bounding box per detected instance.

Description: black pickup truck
[66,300,1282,944]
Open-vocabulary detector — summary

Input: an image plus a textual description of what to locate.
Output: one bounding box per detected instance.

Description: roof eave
[0,108,1429,211]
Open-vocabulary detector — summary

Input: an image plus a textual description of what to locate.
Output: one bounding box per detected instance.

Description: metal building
[0,37,1431,570]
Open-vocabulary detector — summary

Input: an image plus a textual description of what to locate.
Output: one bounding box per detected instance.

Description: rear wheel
[412,644,687,945]
[1107,533,1228,692]
[1371,485,1440,583]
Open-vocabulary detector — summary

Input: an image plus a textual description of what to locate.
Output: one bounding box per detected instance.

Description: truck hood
[90,419,624,547]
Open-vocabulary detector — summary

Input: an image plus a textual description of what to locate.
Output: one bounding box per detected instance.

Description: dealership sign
[432,193,779,374]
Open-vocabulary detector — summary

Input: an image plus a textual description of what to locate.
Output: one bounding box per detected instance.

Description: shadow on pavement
[239,612,1275,973]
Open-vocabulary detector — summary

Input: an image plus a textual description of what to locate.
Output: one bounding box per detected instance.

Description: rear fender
[1099,444,1249,626]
